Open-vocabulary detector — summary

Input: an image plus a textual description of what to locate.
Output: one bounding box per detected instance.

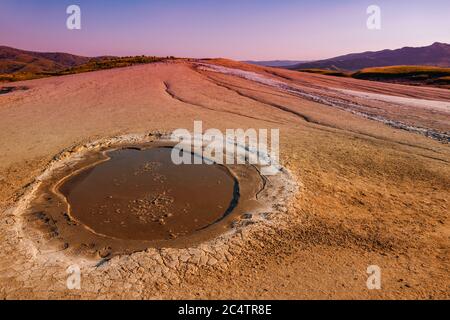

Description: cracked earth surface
[0,60,449,299]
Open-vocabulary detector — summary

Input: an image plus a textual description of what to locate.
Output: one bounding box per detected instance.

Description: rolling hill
[0,46,168,82]
[0,46,91,74]
[353,65,450,88]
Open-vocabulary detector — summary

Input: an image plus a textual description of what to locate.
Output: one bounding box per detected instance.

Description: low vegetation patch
[297,68,350,77]
[296,65,450,88]
[353,66,450,88]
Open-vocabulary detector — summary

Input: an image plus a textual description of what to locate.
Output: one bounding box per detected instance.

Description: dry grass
[355,65,450,74]
[353,65,450,87]
[292,65,450,88]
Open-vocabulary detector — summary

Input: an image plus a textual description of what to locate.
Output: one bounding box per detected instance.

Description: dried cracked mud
[22,136,291,258]
[0,60,449,299]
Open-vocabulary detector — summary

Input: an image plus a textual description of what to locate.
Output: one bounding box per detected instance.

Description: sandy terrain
[0,59,448,299]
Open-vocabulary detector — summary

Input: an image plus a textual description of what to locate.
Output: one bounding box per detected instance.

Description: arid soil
[0,59,448,299]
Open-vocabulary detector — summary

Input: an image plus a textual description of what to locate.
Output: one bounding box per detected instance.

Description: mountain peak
[431,42,448,47]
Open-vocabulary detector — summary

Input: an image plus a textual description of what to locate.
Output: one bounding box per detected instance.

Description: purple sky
[1,0,449,60]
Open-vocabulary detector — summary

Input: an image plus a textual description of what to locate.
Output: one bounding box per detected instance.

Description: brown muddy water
[24,143,265,258]
[59,147,238,241]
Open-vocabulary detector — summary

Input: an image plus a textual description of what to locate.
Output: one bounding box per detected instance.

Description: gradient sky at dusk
[1,0,449,60]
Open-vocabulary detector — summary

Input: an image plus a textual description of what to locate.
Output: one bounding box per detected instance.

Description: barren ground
[0,60,449,299]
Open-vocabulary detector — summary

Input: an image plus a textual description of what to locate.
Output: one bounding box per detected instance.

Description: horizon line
[1,41,447,62]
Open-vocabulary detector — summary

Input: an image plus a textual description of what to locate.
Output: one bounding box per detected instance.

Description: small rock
[207,257,218,266]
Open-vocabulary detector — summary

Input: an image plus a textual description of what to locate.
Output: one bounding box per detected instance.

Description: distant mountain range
[289,42,450,71]
[0,46,93,74]
[244,60,309,67]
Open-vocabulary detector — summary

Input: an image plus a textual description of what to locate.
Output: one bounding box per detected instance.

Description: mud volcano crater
[24,140,267,258]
